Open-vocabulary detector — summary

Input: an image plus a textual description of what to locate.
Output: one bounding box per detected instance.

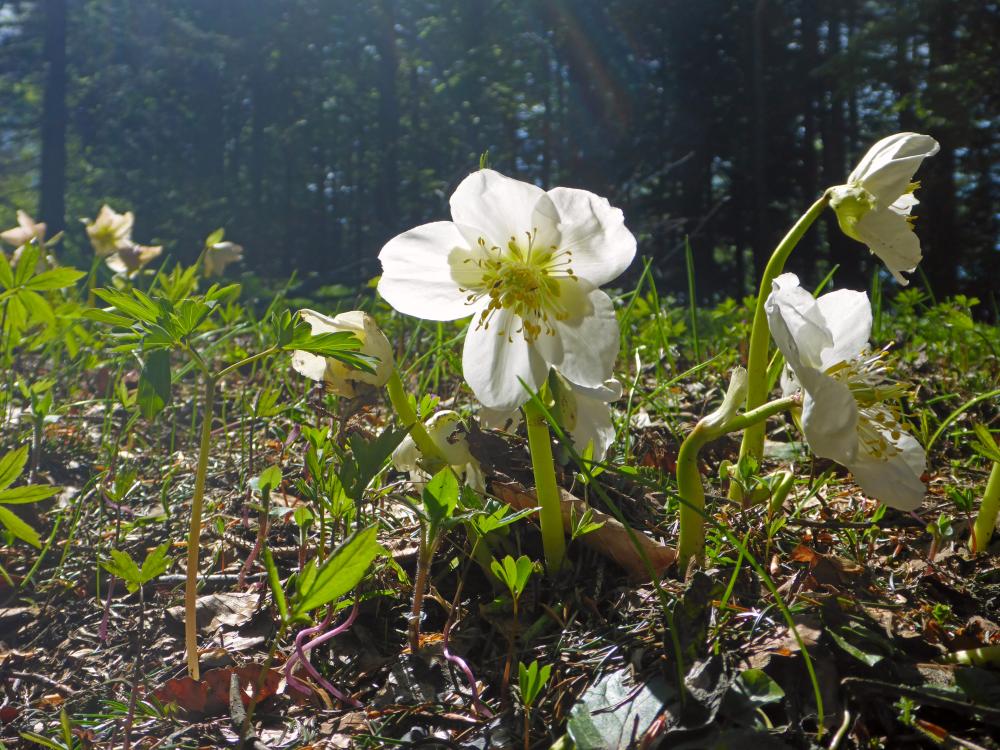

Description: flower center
[462,229,576,342]
[826,346,909,460]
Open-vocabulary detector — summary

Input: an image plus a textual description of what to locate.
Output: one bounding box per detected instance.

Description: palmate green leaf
[0,445,29,491]
[102,549,143,592]
[518,660,551,708]
[24,267,86,291]
[293,525,381,618]
[0,249,14,289]
[491,554,535,599]
[0,484,59,504]
[81,307,136,327]
[12,244,39,287]
[0,505,41,547]
[139,543,172,584]
[137,349,172,420]
[971,424,1000,463]
[286,326,375,374]
[17,288,55,329]
[94,287,163,325]
[340,426,409,501]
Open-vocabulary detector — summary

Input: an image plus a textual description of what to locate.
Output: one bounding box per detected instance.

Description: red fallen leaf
[153,666,281,716]
[0,706,19,724]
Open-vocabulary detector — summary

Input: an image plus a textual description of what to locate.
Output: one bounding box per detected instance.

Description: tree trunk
[39,0,67,236]
[374,0,400,240]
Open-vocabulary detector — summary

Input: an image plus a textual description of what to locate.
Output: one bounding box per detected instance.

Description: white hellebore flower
[392,410,485,491]
[378,169,635,412]
[1,210,46,248]
[765,273,925,510]
[105,244,162,277]
[85,204,134,257]
[204,241,244,277]
[829,133,939,285]
[291,309,394,398]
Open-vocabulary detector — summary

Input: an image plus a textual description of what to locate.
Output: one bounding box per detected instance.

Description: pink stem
[285,602,361,707]
[443,617,493,718]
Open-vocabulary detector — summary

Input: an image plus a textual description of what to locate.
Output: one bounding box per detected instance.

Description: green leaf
[12,244,39,286]
[24,267,86,291]
[0,445,29,491]
[732,669,785,707]
[256,465,283,495]
[422,468,459,529]
[139,543,172,583]
[340,426,408,501]
[264,546,289,625]
[81,307,136,328]
[94,288,162,325]
[17,288,55,328]
[490,554,535,600]
[293,525,381,617]
[137,349,172,420]
[518,660,552,708]
[0,505,41,547]
[205,228,225,247]
[102,549,143,591]
[567,670,675,750]
[0,484,59,504]
[0,250,14,289]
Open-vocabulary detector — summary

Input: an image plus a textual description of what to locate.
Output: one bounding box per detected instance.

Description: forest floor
[1,284,999,750]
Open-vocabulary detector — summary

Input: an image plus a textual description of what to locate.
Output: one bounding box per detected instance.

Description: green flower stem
[522,398,566,573]
[972,461,1000,553]
[216,346,279,380]
[185,373,216,680]
[678,396,797,569]
[732,192,830,500]
[385,370,443,462]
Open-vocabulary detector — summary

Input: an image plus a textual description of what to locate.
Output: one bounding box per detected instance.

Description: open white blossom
[85,204,134,257]
[765,273,925,510]
[1,211,46,249]
[291,309,393,398]
[105,243,162,277]
[392,410,485,491]
[829,133,939,284]
[204,241,243,277]
[378,169,635,412]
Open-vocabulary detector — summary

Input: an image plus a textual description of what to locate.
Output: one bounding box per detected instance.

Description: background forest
[1,0,997,304]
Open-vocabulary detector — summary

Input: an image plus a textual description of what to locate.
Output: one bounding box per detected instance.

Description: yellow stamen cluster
[461,229,577,342]
[827,346,910,460]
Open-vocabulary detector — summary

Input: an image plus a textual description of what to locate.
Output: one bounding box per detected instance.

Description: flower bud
[291,309,394,398]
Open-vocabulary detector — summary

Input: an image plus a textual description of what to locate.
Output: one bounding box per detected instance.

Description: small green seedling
[102,543,172,593]
[0,444,61,549]
[491,554,535,609]
[518,659,552,750]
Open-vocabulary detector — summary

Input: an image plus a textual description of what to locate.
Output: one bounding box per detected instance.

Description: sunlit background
[1,1,997,303]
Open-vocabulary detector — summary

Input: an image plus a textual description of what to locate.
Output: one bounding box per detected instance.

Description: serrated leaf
[18,288,55,328]
[0,505,41,547]
[0,484,59,504]
[0,445,29,491]
[139,543,172,583]
[422,468,459,528]
[82,307,136,327]
[293,525,380,617]
[137,349,172,420]
[24,267,86,291]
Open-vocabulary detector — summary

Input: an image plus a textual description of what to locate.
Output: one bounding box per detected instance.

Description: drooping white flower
[105,243,162,277]
[1,211,46,248]
[378,169,635,412]
[204,241,243,277]
[85,204,134,257]
[829,133,939,285]
[291,309,394,398]
[765,273,925,510]
[481,369,623,462]
[392,410,485,491]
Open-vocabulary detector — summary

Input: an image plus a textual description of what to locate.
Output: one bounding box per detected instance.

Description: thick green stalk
[385,370,443,462]
[185,374,216,680]
[972,462,1000,553]
[678,396,797,569]
[522,399,566,573]
[733,193,830,499]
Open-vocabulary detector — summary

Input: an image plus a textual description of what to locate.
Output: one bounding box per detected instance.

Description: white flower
[482,369,623,462]
[1,211,46,248]
[765,273,925,510]
[85,204,134,257]
[291,309,394,398]
[204,241,243,277]
[392,410,485,491]
[105,243,162,277]
[829,133,939,284]
[378,169,635,412]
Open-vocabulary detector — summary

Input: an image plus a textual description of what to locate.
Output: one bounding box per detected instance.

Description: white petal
[815,289,871,368]
[799,369,859,464]
[848,133,939,204]
[479,406,521,432]
[535,287,619,388]
[462,306,548,411]
[378,221,476,321]
[853,207,922,285]
[450,169,549,248]
[546,186,636,286]
[847,432,926,510]
[568,384,618,461]
[291,350,329,382]
[765,273,832,372]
